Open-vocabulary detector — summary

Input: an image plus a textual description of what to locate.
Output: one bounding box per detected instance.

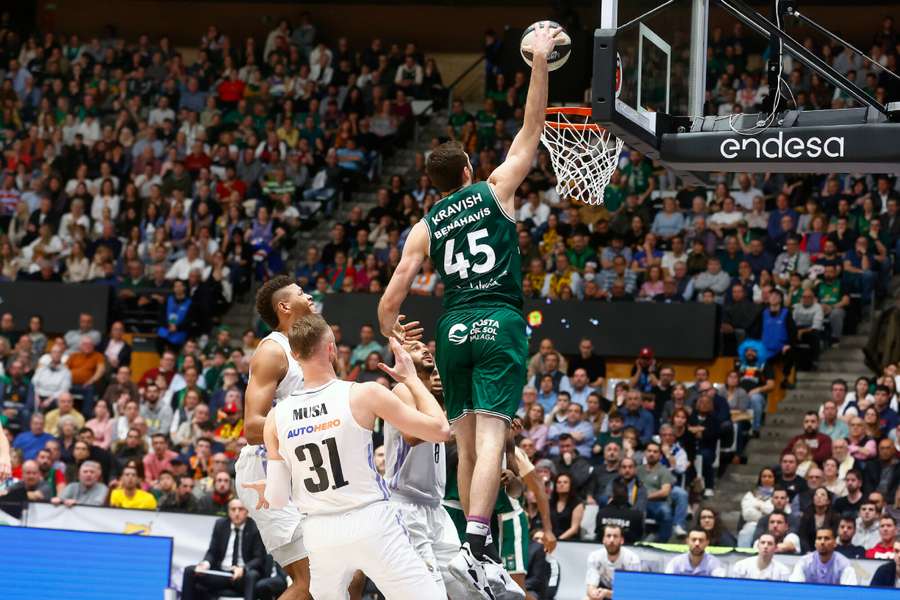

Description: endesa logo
[719,131,845,160]
[286,419,341,439]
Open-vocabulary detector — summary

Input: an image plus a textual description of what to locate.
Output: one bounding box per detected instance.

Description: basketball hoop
[541,107,624,206]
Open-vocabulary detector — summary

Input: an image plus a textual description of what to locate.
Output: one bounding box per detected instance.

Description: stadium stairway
[712,319,875,535]
[219,110,451,333]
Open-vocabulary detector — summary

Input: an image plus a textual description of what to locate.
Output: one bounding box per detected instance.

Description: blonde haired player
[244,314,450,600]
[378,20,562,599]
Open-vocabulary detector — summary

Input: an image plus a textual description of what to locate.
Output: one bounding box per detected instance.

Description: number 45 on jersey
[443,228,496,280]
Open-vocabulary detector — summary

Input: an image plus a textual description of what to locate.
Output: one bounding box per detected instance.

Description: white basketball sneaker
[482,555,525,600]
[448,543,496,600]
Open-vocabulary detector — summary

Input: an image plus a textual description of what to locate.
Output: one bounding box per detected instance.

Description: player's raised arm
[356,339,450,442]
[488,21,561,206]
[378,222,428,340]
[244,342,287,444]
[391,382,428,447]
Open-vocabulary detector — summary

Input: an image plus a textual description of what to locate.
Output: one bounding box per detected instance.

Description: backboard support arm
[717,0,889,116]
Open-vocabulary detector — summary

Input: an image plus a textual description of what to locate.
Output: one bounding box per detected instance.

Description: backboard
[591,0,900,176]
[593,0,707,158]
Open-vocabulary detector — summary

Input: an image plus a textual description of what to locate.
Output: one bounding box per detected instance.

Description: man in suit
[182,498,266,600]
[870,540,900,587]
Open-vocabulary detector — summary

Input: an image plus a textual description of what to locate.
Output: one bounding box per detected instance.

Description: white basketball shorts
[235,444,307,566]
[303,501,443,600]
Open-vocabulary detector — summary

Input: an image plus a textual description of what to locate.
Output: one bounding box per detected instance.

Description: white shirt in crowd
[753,532,802,554]
[584,546,642,591]
[518,201,550,227]
[166,257,206,280]
[730,555,790,581]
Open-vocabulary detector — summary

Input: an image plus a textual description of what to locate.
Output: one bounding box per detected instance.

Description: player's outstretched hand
[378,337,415,383]
[398,315,424,342]
[0,457,10,482]
[522,20,563,61]
[240,480,269,511]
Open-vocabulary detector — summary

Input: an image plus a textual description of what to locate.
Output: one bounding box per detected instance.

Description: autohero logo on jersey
[448,323,469,345]
[719,131,845,160]
[287,402,341,438]
[430,191,491,240]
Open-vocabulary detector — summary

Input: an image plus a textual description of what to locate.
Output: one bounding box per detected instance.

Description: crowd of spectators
[0,307,267,519]
[2,8,900,600]
[0,14,445,338]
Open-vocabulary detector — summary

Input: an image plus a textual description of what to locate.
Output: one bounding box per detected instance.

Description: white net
[540,109,624,206]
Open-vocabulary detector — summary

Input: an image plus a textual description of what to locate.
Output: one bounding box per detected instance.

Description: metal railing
[414,53,487,145]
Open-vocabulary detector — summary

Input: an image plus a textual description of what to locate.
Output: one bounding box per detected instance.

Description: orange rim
[545,106,603,131]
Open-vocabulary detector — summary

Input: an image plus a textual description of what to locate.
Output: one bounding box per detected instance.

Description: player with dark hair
[236,275,316,600]
[377,22,561,599]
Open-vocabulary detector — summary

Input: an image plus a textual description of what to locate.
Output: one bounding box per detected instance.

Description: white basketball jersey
[383,421,445,507]
[252,331,304,404]
[274,379,388,516]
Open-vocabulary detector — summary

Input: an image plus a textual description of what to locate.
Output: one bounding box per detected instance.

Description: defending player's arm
[502,435,524,498]
[392,382,428,447]
[520,456,558,553]
[244,341,288,445]
[378,223,428,340]
[359,338,451,443]
[488,21,561,208]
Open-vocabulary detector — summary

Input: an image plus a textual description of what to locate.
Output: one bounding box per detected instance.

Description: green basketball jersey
[425,181,522,312]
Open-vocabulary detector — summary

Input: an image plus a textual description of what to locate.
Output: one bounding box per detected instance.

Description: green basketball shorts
[435,306,527,424]
[497,508,530,574]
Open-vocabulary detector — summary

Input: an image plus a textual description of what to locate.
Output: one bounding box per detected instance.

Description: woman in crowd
[85,398,114,450]
[522,403,549,456]
[638,264,666,299]
[792,439,815,478]
[694,505,737,547]
[549,472,584,541]
[863,406,885,440]
[797,487,840,552]
[661,384,691,424]
[846,376,874,412]
[738,467,775,547]
[822,457,847,497]
[64,440,92,482]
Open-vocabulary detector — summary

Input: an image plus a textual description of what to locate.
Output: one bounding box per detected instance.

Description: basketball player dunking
[378,21,561,599]
[244,314,450,600]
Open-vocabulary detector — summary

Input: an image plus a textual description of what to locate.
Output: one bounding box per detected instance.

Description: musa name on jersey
[274,379,388,516]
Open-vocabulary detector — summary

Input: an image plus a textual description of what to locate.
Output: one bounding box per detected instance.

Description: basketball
[520,20,572,71]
